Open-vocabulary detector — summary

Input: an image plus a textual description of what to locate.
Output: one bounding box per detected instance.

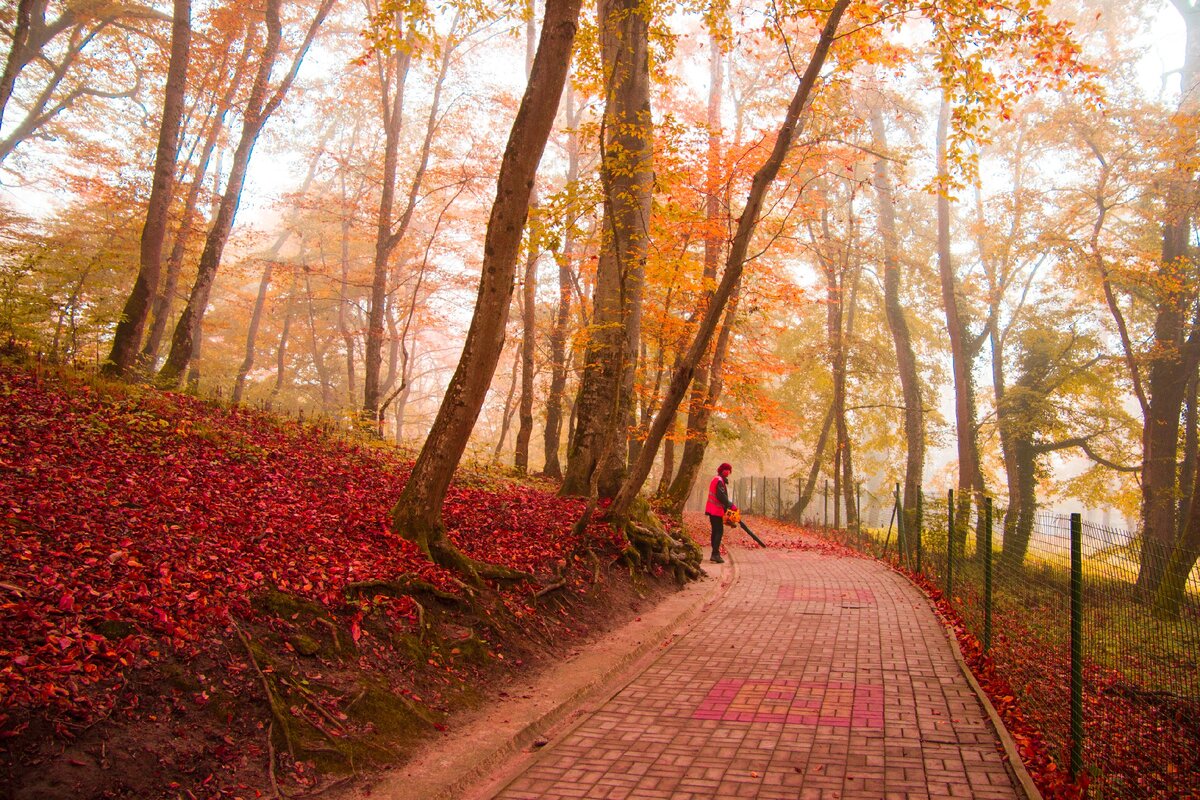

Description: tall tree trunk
[157,0,334,388]
[869,103,924,548]
[514,11,540,474]
[389,0,583,577]
[364,15,457,422]
[363,22,417,420]
[560,0,653,499]
[104,0,191,377]
[609,0,851,522]
[141,44,249,371]
[659,32,726,517]
[1140,0,1200,597]
[337,217,357,405]
[935,94,985,554]
[542,85,580,479]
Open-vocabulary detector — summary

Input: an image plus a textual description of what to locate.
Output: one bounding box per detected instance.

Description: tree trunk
[303,268,334,410]
[1137,0,1200,595]
[514,10,541,474]
[663,286,739,515]
[389,0,583,577]
[560,0,653,499]
[141,44,248,371]
[494,350,521,460]
[104,0,190,377]
[157,0,333,388]
[514,201,539,471]
[363,23,417,420]
[232,125,330,402]
[935,94,985,554]
[869,103,924,547]
[337,217,357,405]
[0,0,37,131]
[271,267,299,399]
[788,402,834,521]
[659,32,726,517]
[608,0,851,522]
[541,87,579,479]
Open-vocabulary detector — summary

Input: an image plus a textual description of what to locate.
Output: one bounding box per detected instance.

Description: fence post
[895,483,904,561]
[824,480,829,528]
[856,482,862,548]
[777,477,782,519]
[947,489,954,600]
[761,476,767,516]
[983,497,993,653]
[916,488,924,574]
[1070,513,1083,780]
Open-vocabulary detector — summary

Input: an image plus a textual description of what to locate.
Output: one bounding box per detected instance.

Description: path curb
[348,555,735,800]
[895,565,1044,800]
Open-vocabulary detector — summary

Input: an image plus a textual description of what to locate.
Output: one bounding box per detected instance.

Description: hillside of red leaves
[0,359,656,797]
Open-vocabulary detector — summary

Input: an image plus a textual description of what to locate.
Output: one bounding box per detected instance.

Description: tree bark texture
[608,0,851,521]
[104,0,191,377]
[157,0,333,388]
[541,87,580,479]
[1140,0,1200,599]
[660,33,727,517]
[935,94,986,553]
[560,0,653,499]
[869,104,924,547]
[389,0,583,575]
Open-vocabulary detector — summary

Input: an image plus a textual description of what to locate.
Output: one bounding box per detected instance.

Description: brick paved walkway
[488,526,1025,800]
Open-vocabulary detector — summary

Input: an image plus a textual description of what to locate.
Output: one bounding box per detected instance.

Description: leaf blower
[724,507,767,548]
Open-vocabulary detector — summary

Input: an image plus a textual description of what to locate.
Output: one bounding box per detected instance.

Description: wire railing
[723,477,1200,800]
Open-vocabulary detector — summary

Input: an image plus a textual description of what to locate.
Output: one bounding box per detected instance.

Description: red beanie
[718,463,732,473]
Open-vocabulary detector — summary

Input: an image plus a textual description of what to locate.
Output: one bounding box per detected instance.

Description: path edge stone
[895,565,1045,800]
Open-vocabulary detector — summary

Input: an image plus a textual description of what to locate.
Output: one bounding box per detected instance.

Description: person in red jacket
[704,462,736,563]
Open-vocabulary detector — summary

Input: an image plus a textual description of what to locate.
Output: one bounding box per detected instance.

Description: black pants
[708,513,724,555]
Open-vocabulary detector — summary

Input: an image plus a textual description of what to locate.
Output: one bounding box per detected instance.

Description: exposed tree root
[345,575,466,605]
[610,498,702,584]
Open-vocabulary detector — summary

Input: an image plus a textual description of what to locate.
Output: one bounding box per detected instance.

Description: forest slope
[0,355,679,798]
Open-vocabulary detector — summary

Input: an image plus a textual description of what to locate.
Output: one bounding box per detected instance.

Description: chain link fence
[722,477,1200,800]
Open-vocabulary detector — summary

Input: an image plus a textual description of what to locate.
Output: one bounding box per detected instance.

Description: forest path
[348,520,1032,800]
[478,519,1031,800]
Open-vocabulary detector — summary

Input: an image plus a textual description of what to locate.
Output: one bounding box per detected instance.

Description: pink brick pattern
[491,524,1023,799]
[692,679,884,728]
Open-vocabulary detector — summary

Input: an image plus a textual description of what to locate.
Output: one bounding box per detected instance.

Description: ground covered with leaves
[0,359,680,799]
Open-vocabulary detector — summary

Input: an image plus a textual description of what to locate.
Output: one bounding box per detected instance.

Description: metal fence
[730,478,1200,800]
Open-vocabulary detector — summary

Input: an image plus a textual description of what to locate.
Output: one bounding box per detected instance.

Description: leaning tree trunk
[788,402,834,521]
[659,32,728,517]
[157,0,334,388]
[560,0,653,499]
[389,0,583,578]
[869,103,924,548]
[141,45,248,371]
[105,0,190,377]
[608,0,851,523]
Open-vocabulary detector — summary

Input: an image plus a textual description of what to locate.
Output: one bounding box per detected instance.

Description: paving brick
[489,527,1023,799]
